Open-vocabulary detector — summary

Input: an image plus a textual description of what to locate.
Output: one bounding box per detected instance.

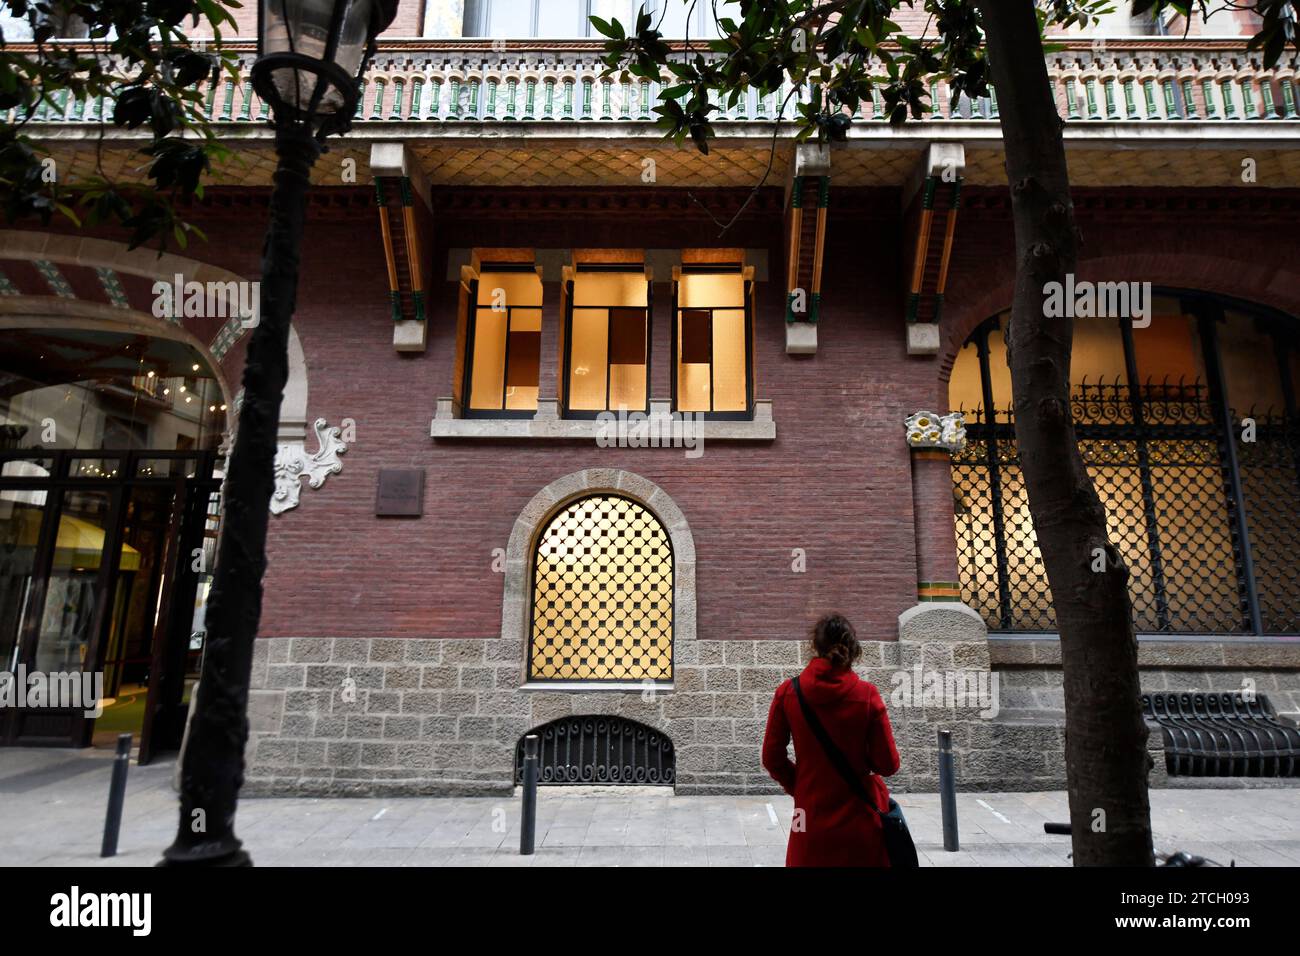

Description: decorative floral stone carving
[905,410,967,452]
[271,417,348,515]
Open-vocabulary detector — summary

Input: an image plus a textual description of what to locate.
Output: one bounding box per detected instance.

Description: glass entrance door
[0,450,219,753]
[96,482,181,759]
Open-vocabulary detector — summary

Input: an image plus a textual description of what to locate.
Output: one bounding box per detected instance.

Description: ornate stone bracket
[271,417,349,515]
[902,143,965,356]
[785,143,830,354]
[371,142,435,353]
[905,410,967,453]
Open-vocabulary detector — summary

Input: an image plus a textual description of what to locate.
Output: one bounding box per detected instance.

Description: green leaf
[589,15,624,40]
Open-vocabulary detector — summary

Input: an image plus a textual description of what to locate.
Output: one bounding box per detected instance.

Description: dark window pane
[608,308,646,365]
[506,330,541,386]
[680,309,711,364]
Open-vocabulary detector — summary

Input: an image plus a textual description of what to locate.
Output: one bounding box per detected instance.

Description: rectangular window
[463,0,587,37]
[465,266,543,416]
[647,0,720,38]
[674,268,752,416]
[564,267,649,416]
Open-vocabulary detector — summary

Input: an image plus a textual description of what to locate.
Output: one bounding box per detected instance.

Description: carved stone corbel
[905,410,967,453]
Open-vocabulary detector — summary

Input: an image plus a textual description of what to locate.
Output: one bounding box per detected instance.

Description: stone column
[904,410,965,604]
[645,250,677,406]
[534,251,568,421]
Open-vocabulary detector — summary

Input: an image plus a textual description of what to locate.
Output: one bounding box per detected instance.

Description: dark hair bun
[811,613,861,669]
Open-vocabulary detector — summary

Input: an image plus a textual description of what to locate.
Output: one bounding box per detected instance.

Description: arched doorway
[0,320,230,759]
[948,289,1300,636]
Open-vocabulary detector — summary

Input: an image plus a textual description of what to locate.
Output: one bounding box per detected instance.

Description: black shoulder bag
[791,675,919,868]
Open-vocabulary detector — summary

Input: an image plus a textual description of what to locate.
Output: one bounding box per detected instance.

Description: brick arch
[0,297,237,413]
[0,228,312,442]
[939,251,1300,388]
[500,469,696,685]
[0,230,255,357]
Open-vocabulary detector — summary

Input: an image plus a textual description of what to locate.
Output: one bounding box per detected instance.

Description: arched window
[529,494,673,682]
[949,290,1300,636]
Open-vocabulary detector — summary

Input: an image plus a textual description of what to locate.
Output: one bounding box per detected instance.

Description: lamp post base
[159,843,253,867]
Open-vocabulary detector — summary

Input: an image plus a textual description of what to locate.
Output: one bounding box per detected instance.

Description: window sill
[430,398,776,441]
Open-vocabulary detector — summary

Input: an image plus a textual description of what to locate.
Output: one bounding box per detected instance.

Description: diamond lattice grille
[950,381,1287,634]
[529,494,673,682]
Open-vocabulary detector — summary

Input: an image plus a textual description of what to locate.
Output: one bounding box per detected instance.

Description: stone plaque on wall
[375,468,424,517]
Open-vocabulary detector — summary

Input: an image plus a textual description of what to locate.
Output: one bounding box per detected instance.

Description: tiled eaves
[20,119,1300,190]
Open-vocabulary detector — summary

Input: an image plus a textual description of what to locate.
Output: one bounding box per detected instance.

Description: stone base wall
[244,604,1075,796]
[998,666,1300,723]
[991,639,1300,788]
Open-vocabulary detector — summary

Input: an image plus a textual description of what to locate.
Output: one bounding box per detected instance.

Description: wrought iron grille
[1240,413,1300,633]
[1143,692,1300,777]
[954,380,1300,634]
[529,494,673,681]
[514,716,675,785]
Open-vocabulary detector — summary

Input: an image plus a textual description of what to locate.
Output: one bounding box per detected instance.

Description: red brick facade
[20,182,1298,656]
[256,185,929,644]
[41,182,1283,652]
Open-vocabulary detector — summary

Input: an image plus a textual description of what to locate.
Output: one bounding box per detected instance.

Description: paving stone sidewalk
[2,747,1298,867]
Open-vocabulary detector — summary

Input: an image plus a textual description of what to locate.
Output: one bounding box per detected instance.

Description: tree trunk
[161,121,321,866]
[973,0,1154,866]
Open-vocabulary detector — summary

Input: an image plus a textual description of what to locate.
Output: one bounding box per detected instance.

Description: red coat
[761,656,901,867]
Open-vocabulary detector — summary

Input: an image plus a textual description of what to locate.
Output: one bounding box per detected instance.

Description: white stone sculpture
[904,410,967,452]
[271,417,348,515]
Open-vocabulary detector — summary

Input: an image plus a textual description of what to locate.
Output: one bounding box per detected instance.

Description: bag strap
[792,675,882,817]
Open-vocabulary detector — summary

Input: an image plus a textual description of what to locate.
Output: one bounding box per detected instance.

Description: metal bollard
[519,733,539,856]
[937,729,959,852]
[101,733,132,858]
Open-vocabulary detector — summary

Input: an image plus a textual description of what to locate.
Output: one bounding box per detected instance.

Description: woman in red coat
[761,613,901,867]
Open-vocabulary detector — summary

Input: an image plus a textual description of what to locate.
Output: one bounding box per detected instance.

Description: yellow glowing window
[529,494,673,683]
[466,268,543,415]
[564,268,649,415]
[675,269,751,415]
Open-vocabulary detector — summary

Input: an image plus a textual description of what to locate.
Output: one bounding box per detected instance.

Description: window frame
[643,0,721,39]
[671,264,755,420]
[461,263,544,420]
[561,264,653,420]
[459,0,724,39]
[462,0,628,38]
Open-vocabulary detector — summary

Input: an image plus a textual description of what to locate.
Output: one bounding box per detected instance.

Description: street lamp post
[162,0,397,867]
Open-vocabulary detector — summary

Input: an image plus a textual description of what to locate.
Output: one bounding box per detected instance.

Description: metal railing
[9,38,1300,128]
